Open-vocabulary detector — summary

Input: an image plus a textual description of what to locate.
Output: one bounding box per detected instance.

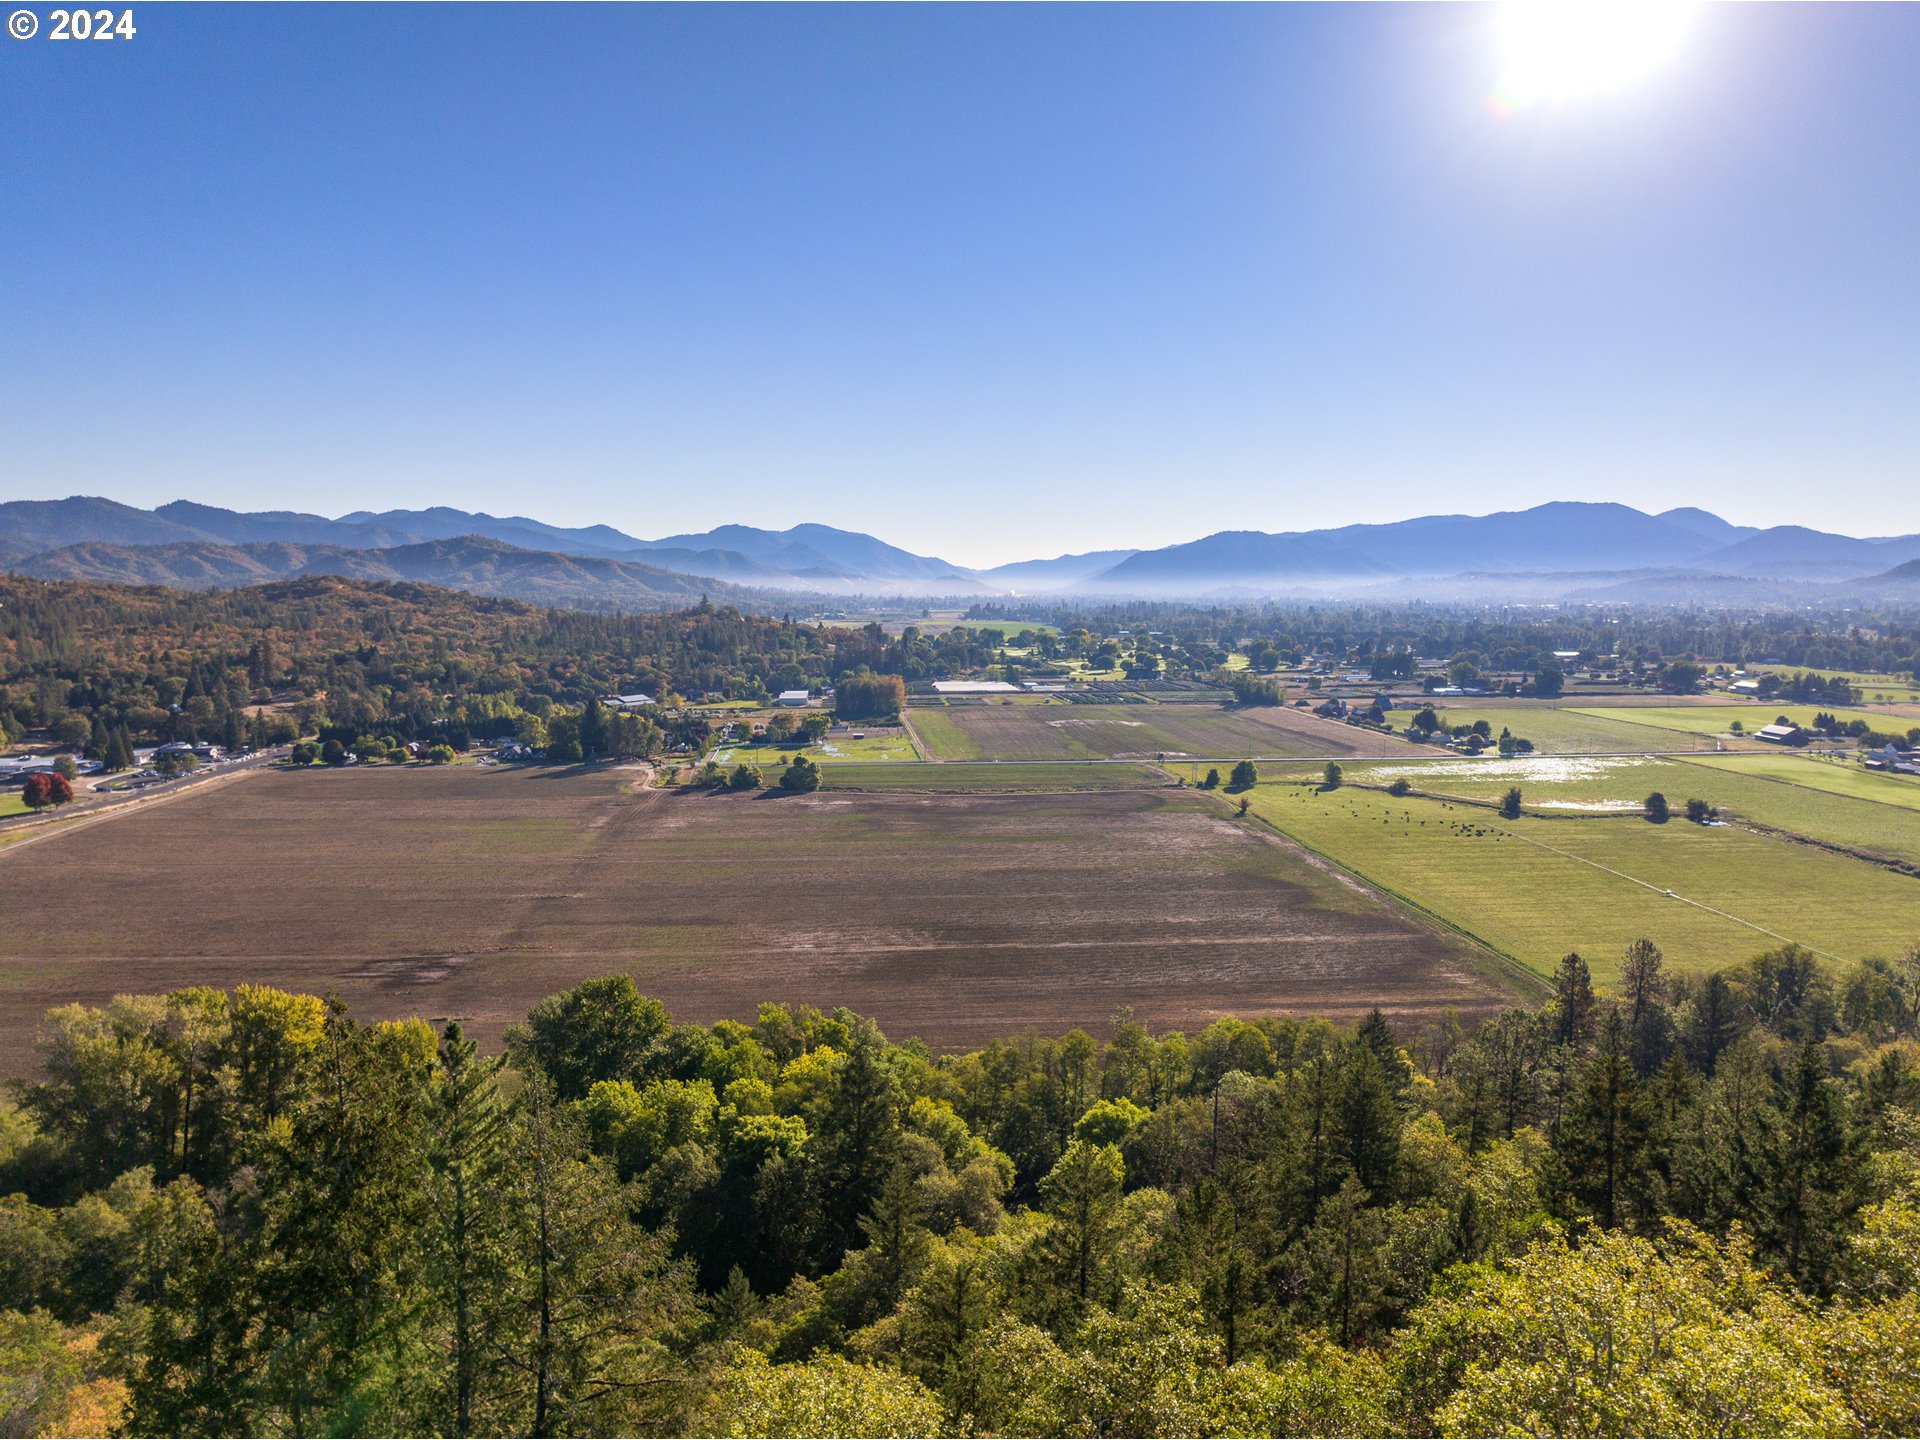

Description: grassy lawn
[1231,777,1919,983]
[0,794,27,820]
[1568,704,1907,739]
[820,761,1165,791]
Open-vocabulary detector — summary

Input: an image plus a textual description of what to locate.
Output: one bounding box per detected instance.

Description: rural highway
[0,746,291,844]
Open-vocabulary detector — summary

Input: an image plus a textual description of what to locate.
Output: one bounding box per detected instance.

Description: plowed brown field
[0,764,1515,1069]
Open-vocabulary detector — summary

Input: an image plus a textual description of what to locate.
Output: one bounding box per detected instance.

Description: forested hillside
[2,939,1917,1436]
[0,577,1000,753]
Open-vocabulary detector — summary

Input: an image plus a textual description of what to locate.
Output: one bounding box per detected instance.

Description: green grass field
[1568,704,1906,739]
[1323,753,1920,868]
[903,710,983,759]
[710,730,920,768]
[1231,778,1917,984]
[1677,752,1920,811]
[1746,668,1920,703]
[821,761,1163,792]
[0,794,28,819]
[1416,704,1710,754]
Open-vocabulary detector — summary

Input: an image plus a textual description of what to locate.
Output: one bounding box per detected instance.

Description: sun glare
[1492,0,1696,114]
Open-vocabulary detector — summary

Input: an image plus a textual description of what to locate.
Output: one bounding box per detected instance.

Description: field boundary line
[1486,823,1848,964]
[1671,754,1920,816]
[1206,791,1553,1002]
[897,712,934,762]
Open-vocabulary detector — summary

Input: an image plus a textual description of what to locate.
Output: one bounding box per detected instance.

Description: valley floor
[0,764,1511,1073]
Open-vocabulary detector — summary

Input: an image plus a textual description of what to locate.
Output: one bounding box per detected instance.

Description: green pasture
[1568,704,1905,739]
[710,730,919,768]
[1333,753,1920,868]
[1231,778,1918,983]
[820,761,1162,792]
[0,794,28,819]
[1677,752,1920,812]
[1417,704,1706,754]
[1745,667,1920,702]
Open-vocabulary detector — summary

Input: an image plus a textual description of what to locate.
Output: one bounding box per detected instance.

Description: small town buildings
[153,741,224,762]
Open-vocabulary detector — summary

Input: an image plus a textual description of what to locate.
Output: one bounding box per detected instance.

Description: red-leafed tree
[21,772,74,810]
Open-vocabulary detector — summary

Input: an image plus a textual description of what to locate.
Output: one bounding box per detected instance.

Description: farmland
[708,727,920,768]
[1567,703,1908,738]
[1680,751,1920,811]
[0,764,1513,1072]
[822,761,1162,791]
[906,701,1418,762]
[1748,667,1920,703]
[1415,703,1711,754]
[1223,770,1919,984]
[1334,752,1920,869]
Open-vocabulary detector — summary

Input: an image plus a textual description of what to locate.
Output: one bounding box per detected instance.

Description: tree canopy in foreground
[1,936,1919,1436]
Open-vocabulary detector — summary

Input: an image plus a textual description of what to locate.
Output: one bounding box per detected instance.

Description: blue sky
[3,3,1915,565]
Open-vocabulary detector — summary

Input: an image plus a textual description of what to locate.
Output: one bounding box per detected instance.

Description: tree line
[0,577,945,758]
[2,933,1919,1436]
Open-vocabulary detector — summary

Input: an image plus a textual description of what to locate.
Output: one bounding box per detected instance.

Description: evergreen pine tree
[1550,952,1596,1048]
[1553,1008,1653,1230]
[429,1021,514,1437]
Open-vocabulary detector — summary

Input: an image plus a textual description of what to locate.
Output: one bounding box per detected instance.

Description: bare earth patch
[0,765,1514,1069]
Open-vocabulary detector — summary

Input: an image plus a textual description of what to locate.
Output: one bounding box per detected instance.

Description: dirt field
[908,702,1421,762]
[0,765,1513,1071]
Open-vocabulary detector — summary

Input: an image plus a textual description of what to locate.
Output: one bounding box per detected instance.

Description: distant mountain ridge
[3,495,1918,603]
[14,536,750,612]
[1077,502,1920,594]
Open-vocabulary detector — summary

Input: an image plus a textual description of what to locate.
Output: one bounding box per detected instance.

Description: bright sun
[1493,0,1697,112]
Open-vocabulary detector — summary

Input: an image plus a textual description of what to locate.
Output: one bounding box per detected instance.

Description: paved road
[0,746,291,838]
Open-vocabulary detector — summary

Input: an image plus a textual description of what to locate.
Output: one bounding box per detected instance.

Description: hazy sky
[4,4,1916,565]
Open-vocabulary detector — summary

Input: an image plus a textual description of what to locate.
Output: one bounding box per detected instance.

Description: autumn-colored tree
[21,771,74,809]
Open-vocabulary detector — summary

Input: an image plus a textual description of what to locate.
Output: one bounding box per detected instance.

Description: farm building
[603,693,655,710]
[777,690,812,706]
[153,741,224,763]
[932,681,1019,695]
[1756,723,1806,745]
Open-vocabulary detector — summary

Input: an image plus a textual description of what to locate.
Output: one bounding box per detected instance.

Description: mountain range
[3,496,1919,607]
